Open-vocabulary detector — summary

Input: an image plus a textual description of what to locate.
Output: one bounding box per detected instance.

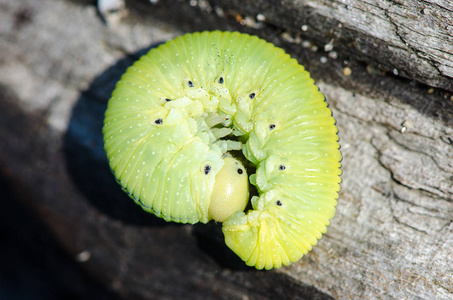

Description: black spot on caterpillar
[103,31,342,270]
[204,165,211,175]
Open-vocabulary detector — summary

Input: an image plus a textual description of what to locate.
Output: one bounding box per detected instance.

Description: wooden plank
[126,0,453,91]
[0,0,452,299]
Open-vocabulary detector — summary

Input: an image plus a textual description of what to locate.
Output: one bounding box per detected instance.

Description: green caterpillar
[103,31,342,270]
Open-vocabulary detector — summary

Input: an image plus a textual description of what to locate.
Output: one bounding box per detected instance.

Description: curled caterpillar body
[103,31,342,270]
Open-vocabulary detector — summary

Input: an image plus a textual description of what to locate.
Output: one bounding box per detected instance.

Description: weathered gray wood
[247,0,453,91]
[229,0,453,91]
[0,0,452,299]
[124,0,453,92]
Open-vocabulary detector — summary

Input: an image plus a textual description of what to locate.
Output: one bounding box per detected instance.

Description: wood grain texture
[0,0,452,299]
[215,0,453,91]
[125,0,453,91]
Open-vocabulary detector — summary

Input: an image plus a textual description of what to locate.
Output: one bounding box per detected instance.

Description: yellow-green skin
[103,31,342,270]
